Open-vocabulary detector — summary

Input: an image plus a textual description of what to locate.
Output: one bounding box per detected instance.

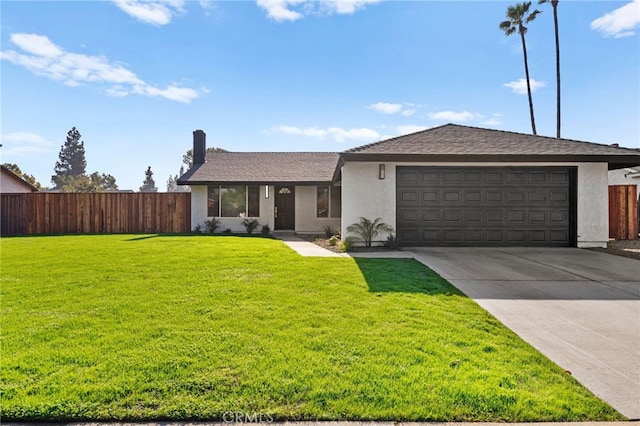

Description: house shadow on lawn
[354,257,464,296]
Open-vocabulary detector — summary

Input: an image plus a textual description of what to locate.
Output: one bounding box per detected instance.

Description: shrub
[323,224,337,238]
[242,219,260,235]
[383,234,401,249]
[328,235,339,246]
[223,228,233,234]
[261,225,271,236]
[204,218,220,233]
[338,236,354,252]
[193,224,203,234]
[346,217,394,247]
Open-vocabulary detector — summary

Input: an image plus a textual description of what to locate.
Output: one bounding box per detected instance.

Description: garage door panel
[397,167,575,247]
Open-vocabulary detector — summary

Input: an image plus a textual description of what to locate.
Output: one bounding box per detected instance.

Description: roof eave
[340,153,640,168]
[178,180,337,186]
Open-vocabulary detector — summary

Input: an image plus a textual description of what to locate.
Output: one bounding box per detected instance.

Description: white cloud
[369,101,418,116]
[321,0,380,15]
[0,132,56,156]
[273,125,380,142]
[480,113,503,127]
[428,110,481,122]
[111,0,185,25]
[502,78,546,94]
[591,0,640,38]
[370,102,403,114]
[0,33,203,103]
[397,125,428,135]
[256,0,379,21]
[256,0,305,21]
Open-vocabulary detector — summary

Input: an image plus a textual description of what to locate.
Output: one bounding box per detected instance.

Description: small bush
[383,234,401,249]
[323,224,337,238]
[328,235,339,246]
[193,224,203,234]
[242,219,260,235]
[204,218,220,233]
[223,228,233,234]
[347,217,394,247]
[261,225,271,236]
[338,236,354,252]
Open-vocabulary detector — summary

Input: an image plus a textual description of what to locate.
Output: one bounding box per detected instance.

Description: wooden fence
[1,192,191,236]
[609,185,638,240]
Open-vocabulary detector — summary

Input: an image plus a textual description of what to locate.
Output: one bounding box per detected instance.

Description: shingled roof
[343,124,640,169]
[178,152,340,185]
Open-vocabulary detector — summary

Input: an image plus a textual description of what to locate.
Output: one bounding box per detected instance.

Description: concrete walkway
[407,247,640,420]
[275,233,412,258]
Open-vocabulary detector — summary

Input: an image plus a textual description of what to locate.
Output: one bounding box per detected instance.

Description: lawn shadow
[354,258,464,296]
[125,234,162,241]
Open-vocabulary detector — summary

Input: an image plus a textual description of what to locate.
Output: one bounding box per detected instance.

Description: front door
[275,186,295,230]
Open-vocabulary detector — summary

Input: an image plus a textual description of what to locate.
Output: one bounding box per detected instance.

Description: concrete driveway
[407,247,640,420]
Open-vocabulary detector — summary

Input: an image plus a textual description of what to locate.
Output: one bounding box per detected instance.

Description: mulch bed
[587,239,640,261]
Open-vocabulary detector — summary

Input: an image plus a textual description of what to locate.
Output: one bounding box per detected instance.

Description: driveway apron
[407,247,640,420]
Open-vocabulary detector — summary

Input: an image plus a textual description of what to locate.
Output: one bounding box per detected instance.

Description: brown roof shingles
[346,123,640,156]
[179,152,339,184]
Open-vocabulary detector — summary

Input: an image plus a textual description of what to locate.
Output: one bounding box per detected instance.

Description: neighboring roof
[0,165,39,192]
[178,152,340,185]
[343,124,640,169]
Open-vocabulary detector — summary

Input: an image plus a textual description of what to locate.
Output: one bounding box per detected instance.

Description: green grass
[0,235,623,421]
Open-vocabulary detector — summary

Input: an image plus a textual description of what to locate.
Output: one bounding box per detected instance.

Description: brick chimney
[193,130,206,165]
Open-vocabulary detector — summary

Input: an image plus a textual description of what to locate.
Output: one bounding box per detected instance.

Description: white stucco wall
[190,184,338,234]
[295,186,341,234]
[341,161,611,248]
[608,169,640,186]
[190,185,273,233]
[576,163,609,248]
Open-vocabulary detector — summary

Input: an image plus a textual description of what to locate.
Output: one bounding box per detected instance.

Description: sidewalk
[274,233,412,258]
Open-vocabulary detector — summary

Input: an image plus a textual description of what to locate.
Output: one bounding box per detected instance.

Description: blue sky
[1,0,639,191]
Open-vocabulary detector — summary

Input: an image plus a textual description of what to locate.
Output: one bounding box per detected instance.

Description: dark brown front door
[275,186,295,230]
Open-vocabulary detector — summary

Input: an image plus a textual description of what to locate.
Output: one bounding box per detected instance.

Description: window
[207,185,261,217]
[317,186,341,218]
[317,187,329,217]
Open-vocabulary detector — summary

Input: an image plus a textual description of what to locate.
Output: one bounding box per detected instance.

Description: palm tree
[539,0,561,138]
[500,2,542,135]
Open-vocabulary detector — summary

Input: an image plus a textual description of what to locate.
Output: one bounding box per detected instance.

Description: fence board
[609,185,638,240]
[1,193,190,236]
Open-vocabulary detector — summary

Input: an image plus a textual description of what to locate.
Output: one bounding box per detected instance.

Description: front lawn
[0,235,623,421]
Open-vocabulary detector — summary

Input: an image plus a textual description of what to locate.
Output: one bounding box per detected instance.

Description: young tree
[183,147,228,169]
[52,127,87,188]
[539,0,561,138]
[2,163,44,189]
[139,166,158,192]
[500,2,542,135]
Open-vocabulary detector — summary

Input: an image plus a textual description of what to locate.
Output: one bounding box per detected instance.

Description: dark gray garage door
[397,167,576,246]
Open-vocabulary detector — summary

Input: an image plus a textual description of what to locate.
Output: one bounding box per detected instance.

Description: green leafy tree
[52,127,87,188]
[139,166,158,193]
[346,217,394,247]
[183,147,228,169]
[2,163,44,189]
[55,173,118,192]
[539,0,561,138]
[500,2,542,135]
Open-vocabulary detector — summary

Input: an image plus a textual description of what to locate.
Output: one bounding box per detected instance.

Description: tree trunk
[553,1,561,138]
[520,28,537,135]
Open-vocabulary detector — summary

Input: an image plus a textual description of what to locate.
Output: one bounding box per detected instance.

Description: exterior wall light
[379,164,385,180]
